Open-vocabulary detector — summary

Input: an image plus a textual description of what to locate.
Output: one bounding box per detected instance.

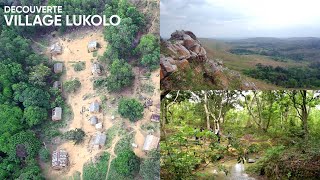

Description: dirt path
[105,135,121,180]
[47,29,110,178]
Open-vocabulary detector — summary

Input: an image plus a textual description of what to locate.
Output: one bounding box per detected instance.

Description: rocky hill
[160,30,257,90]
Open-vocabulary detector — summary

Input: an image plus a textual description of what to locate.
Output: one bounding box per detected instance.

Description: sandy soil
[38,28,160,179]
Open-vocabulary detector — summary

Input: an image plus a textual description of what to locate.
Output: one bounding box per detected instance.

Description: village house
[88,41,98,52]
[52,107,62,121]
[95,122,103,130]
[91,63,102,76]
[53,81,62,91]
[150,114,160,123]
[90,116,98,125]
[50,43,62,55]
[53,63,63,74]
[52,149,68,170]
[92,132,106,149]
[144,98,153,108]
[143,135,160,151]
[89,101,100,113]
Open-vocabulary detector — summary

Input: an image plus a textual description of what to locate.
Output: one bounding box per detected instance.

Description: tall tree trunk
[204,91,211,129]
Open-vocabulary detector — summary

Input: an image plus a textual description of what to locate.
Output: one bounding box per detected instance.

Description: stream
[198,159,256,180]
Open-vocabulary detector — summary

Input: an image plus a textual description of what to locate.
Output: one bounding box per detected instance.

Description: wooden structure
[52,107,62,121]
[88,41,98,52]
[89,101,100,113]
[54,63,63,73]
[52,149,68,170]
[150,114,160,123]
[91,63,102,75]
[50,43,62,55]
[90,116,98,125]
[92,132,106,149]
[143,135,160,151]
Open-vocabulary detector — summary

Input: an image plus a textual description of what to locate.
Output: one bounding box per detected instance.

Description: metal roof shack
[54,63,63,74]
[88,41,98,52]
[144,98,153,108]
[143,135,160,151]
[91,63,102,75]
[92,132,106,149]
[52,107,62,121]
[150,114,160,123]
[52,149,68,170]
[89,101,100,113]
[50,43,62,55]
[90,116,98,125]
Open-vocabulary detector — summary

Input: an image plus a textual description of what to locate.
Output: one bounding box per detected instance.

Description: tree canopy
[118,98,144,122]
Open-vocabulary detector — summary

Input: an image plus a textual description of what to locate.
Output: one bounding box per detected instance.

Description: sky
[160,0,320,38]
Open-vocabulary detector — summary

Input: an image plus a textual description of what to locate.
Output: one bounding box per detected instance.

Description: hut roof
[150,114,160,122]
[93,132,106,146]
[88,41,97,48]
[144,99,153,107]
[52,107,62,121]
[52,149,68,169]
[95,122,103,130]
[89,101,100,112]
[90,116,98,125]
[50,43,62,54]
[143,135,160,151]
[54,63,63,73]
[91,63,101,74]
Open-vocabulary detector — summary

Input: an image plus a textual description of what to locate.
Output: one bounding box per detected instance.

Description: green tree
[139,150,160,180]
[118,98,144,122]
[24,106,48,127]
[106,59,134,92]
[64,128,86,144]
[28,64,51,86]
[113,150,140,176]
[136,34,160,70]
[63,79,81,93]
[39,147,50,162]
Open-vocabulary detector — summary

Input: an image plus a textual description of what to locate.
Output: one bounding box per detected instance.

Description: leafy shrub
[64,79,81,93]
[83,153,110,180]
[64,128,85,144]
[72,62,85,71]
[118,98,144,122]
[113,150,140,176]
[39,147,50,162]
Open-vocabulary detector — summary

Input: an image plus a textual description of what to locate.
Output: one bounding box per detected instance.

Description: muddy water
[199,159,256,180]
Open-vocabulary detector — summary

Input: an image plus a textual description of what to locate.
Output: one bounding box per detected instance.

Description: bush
[139,150,160,180]
[113,150,140,176]
[64,79,81,93]
[118,98,144,122]
[64,128,85,144]
[39,147,50,162]
[72,62,85,71]
[83,153,110,180]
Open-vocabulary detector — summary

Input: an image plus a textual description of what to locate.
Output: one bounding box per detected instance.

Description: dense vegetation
[161,90,320,179]
[118,98,144,122]
[0,26,61,179]
[244,63,320,88]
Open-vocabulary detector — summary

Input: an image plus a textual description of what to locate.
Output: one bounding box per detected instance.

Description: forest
[161,90,320,179]
[0,0,159,179]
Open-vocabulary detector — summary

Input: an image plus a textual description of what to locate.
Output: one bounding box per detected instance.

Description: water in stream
[198,159,256,180]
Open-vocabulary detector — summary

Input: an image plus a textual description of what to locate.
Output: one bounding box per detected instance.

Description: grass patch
[141,83,154,94]
[93,51,98,57]
[72,61,86,71]
[82,152,110,180]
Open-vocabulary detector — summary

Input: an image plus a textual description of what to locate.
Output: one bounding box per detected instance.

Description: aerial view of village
[0,0,160,179]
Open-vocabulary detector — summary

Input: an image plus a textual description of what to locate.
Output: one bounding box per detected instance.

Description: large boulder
[160,57,177,73]
[176,59,190,70]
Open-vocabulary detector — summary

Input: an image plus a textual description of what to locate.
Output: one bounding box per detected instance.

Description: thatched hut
[88,41,98,52]
[52,107,62,121]
[50,43,62,55]
[52,149,68,170]
[54,63,63,74]
[143,135,160,151]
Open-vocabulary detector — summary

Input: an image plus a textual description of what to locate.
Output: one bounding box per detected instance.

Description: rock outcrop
[160,30,209,79]
[160,30,256,90]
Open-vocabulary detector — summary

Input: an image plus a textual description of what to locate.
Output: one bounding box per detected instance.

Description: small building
[90,116,98,125]
[52,149,68,170]
[95,122,103,130]
[88,41,98,52]
[144,98,153,108]
[143,135,160,151]
[52,107,62,121]
[89,101,100,113]
[150,114,160,123]
[92,132,106,149]
[50,43,62,55]
[91,63,101,76]
[54,63,63,74]
[53,81,62,91]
